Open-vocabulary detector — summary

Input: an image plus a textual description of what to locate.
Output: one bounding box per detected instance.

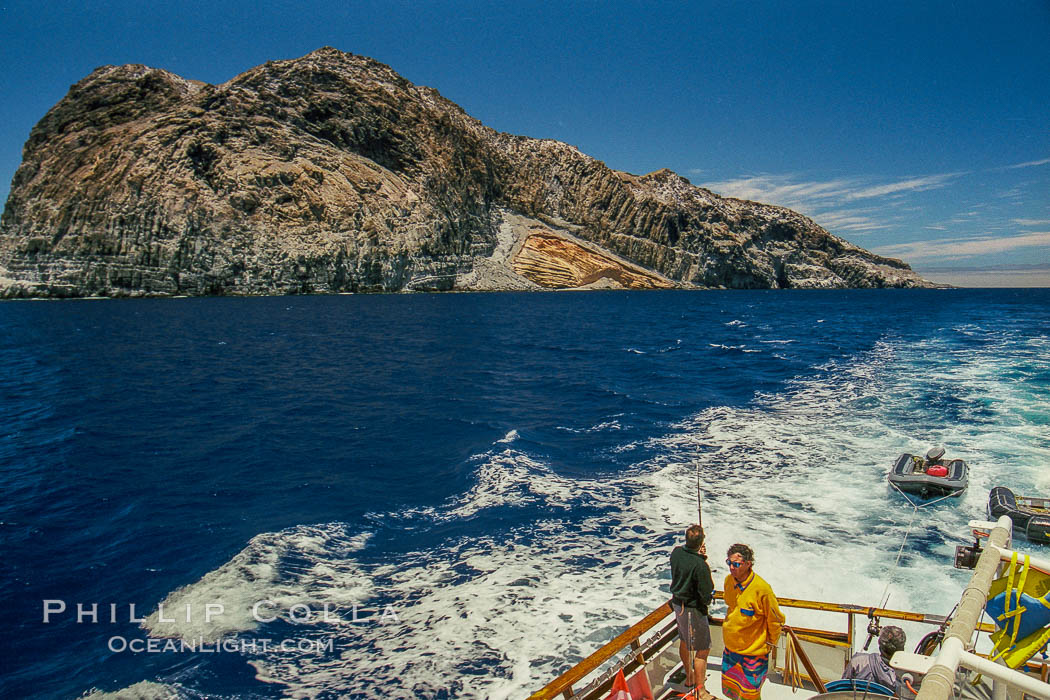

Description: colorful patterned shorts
[722,649,770,700]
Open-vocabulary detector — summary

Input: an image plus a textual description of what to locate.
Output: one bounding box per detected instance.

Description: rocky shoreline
[0,47,933,298]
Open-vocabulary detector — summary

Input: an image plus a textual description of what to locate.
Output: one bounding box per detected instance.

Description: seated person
[842,626,907,692]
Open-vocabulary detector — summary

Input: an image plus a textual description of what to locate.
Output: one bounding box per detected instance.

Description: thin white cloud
[1004,158,1050,170]
[700,174,854,208]
[703,172,960,206]
[700,171,961,235]
[845,173,963,200]
[811,209,891,233]
[873,231,1050,262]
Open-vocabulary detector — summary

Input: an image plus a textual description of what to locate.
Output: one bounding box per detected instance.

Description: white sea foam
[556,419,623,434]
[243,458,667,698]
[143,525,374,643]
[709,343,761,353]
[132,328,1049,698]
[626,340,681,355]
[78,680,182,699]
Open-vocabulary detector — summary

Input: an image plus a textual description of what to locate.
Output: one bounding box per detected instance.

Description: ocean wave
[708,343,761,353]
[625,340,681,355]
[555,419,623,434]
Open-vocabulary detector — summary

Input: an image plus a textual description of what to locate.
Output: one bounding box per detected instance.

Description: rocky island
[0,47,932,298]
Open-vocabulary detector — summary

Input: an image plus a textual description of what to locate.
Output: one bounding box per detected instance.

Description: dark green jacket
[669,545,714,614]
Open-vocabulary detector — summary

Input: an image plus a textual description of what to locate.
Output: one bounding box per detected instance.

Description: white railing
[893,515,1050,700]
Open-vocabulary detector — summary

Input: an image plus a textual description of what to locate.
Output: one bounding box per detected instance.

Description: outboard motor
[926,446,946,462]
[1027,515,1050,544]
[988,486,1018,519]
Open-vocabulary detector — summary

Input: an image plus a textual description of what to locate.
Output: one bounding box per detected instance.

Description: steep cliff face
[0,47,931,297]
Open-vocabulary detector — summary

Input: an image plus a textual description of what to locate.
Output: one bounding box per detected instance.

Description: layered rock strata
[512,228,673,289]
[0,47,932,297]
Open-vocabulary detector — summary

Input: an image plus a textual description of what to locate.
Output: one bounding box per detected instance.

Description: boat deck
[529,518,1050,700]
[658,652,822,700]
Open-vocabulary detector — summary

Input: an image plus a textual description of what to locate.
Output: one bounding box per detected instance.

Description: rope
[877,482,965,610]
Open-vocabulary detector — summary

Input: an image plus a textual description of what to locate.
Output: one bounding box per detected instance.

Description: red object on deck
[928,465,948,477]
[605,670,632,700]
[627,667,655,700]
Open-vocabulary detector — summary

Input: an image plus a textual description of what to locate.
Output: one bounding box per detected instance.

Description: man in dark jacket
[670,524,715,696]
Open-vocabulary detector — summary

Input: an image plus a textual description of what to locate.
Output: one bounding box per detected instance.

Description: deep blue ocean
[2,289,1048,699]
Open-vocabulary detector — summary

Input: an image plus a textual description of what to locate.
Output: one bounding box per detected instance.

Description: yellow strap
[999,604,1028,625]
[1001,625,1050,669]
[1009,555,1032,647]
[1004,552,1018,620]
[999,555,1031,624]
[989,552,1050,663]
[990,643,1007,664]
[991,553,1021,662]
[1017,555,1031,602]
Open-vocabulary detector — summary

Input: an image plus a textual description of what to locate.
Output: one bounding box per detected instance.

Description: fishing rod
[696,460,703,527]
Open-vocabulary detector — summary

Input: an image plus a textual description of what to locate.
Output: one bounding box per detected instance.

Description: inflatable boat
[888,447,968,499]
[988,487,1050,544]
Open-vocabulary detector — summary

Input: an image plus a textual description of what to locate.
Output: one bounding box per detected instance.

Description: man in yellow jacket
[721,543,785,700]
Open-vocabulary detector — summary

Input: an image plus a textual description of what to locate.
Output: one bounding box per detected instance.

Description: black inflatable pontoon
[888,447,968,499]
[988,487,1050,544]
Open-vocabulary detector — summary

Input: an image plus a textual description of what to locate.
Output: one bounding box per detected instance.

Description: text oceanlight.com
[107,636,335,654]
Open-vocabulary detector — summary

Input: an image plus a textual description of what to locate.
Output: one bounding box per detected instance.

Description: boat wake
[110,326,1048,699]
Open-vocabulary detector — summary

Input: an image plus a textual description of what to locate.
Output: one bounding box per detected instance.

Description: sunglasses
[726,559,748,568]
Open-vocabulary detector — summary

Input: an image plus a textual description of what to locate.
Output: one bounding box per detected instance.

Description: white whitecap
[143,525,373,643]
[78,680,182,699]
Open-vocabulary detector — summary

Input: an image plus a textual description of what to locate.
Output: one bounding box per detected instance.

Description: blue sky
[1,1,1047,286]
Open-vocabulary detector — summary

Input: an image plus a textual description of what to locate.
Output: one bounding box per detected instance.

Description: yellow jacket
[723,570,785,656]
